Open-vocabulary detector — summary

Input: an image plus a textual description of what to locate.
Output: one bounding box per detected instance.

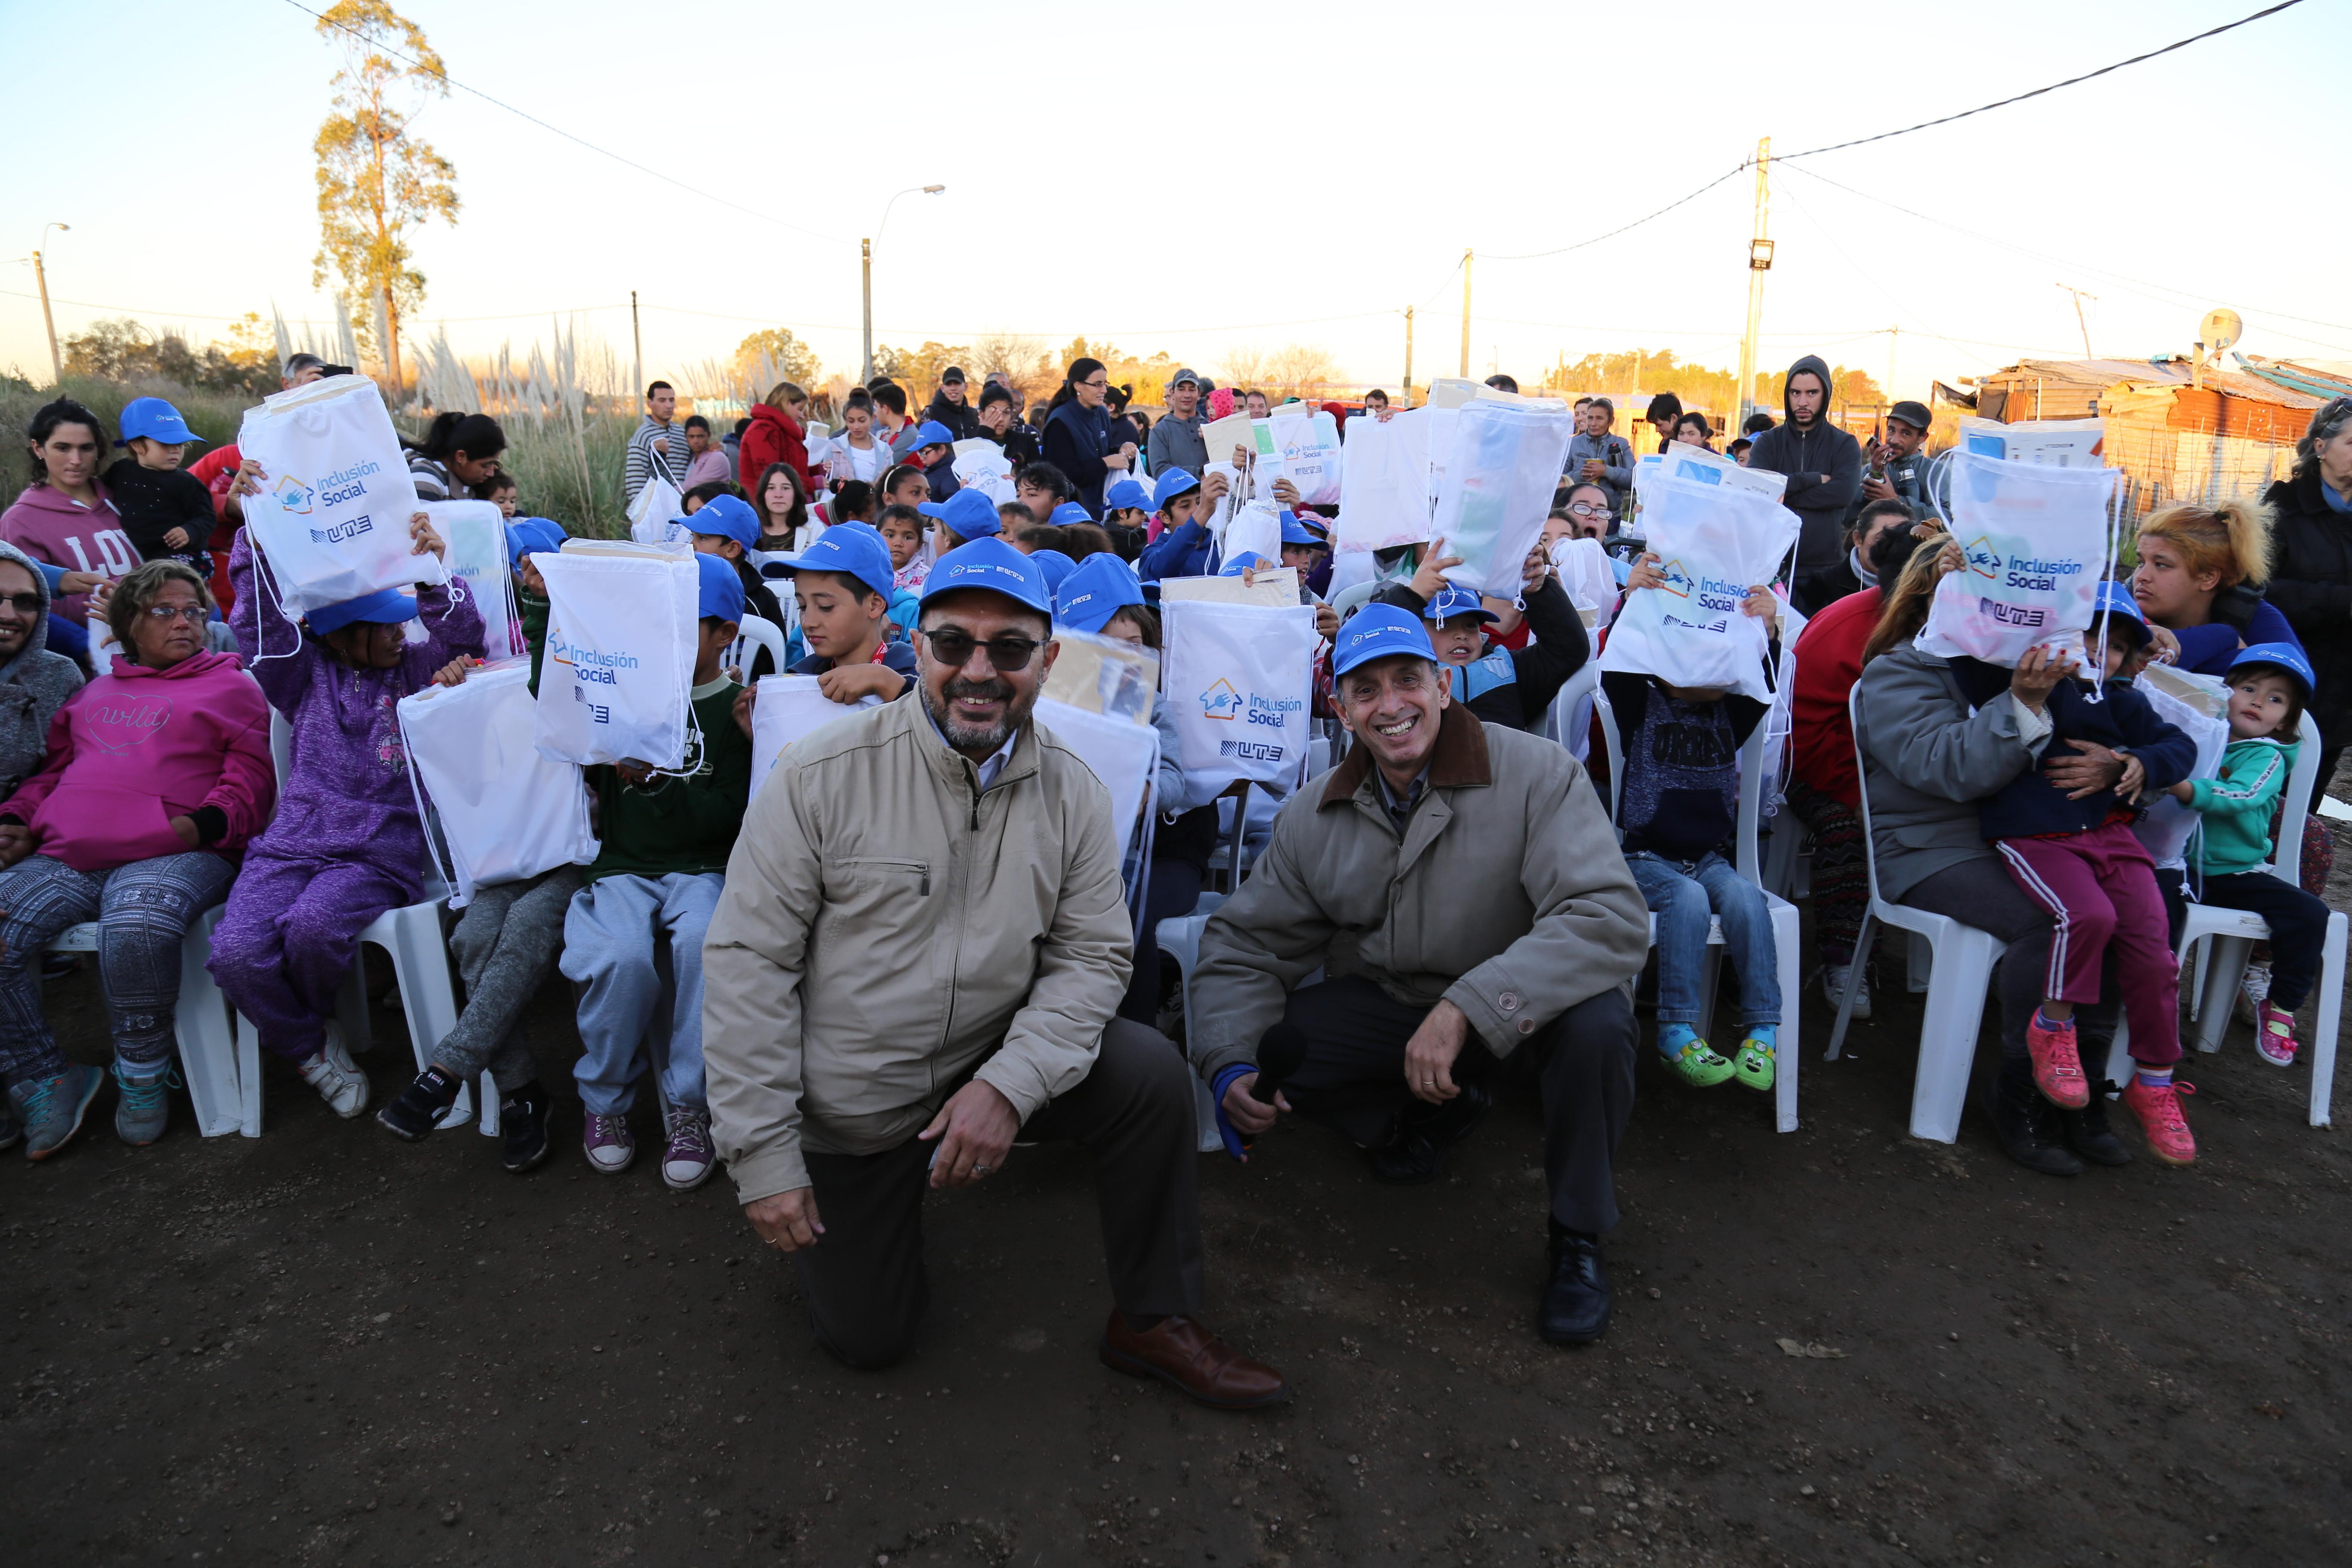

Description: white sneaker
[1825,963,1872,1020]
[298,1024,369,1118]
[2235,963,2272,1026]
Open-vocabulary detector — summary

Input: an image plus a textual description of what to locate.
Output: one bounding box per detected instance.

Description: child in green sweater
[2164,643,2331,1068]
[559,553,754,1188]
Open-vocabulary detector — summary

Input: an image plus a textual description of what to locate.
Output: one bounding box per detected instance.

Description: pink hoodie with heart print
[0,649,275,872]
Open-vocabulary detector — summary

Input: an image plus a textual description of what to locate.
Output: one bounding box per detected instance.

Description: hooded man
[922,368,983,443]
[0,542,84,797]
[1743,355,1862,613]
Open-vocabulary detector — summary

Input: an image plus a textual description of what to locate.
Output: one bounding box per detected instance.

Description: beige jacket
[703,696,1132,1203]
[1190,704,1650,1080]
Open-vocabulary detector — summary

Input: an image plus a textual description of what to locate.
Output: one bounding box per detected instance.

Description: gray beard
[921,674,1039,760]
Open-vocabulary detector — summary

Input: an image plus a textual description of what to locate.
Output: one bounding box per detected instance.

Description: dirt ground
[6,832,2350,1568]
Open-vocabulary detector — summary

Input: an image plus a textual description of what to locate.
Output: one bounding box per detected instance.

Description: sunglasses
[0,594,42,616]
[142,604,209,624]
[921,628,1042,671]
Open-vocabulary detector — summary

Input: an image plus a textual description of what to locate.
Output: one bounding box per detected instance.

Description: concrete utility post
[1458,250,1473,380]
[1736,140,1772,427]
[865,186,945,383]
[1403,307,1415,404]
[34,222,68,386]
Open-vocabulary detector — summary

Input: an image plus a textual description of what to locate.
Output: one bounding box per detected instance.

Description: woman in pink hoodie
[0,560,273,1159]
[3,398,141,625]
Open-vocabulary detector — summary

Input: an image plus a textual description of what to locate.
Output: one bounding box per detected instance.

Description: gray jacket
[1853,640,2044,902]
[1147,410,1209,482]
[1189,705,1649,1080]
[1564,432,1634,509]
[0,540,83,794]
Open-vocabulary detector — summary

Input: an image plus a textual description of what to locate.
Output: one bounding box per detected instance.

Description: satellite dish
[2200,308,2243,352]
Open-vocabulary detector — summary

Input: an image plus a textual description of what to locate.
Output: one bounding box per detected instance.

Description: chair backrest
[731,613,789,679]
[1592,683,1775,884]
[1547,658,1602,759]
[2270,713,2321,882]
[1328,580,1378,623]
[1847,685,1891,907]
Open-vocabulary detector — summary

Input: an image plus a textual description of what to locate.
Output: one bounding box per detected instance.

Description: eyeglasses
[142,604,208,624]
[1567,502,1609,518]
[1081,378,1109,390]
[0,594,42,616]
[922,628,1042,671]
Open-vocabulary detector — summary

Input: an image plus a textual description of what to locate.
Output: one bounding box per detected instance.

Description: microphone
[1251,1023,1311,1107]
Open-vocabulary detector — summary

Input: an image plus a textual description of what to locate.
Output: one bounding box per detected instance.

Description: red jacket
[1789,585,1883,809]
[739,403,820,500]
[183,444,244,611]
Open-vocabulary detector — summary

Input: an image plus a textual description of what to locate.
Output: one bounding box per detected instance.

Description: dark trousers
[2203,871,2332,1012]
[791,1019,1204,1370]
[1899,856,2119,1062]
[1118,857,1205,1024]
[1272,974,1638,1236]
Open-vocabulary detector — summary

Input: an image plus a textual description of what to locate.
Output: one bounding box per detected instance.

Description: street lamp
[862,186,944,383]
[33,222,69,386]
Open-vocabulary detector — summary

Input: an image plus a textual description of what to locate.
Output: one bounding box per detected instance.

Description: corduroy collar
[1320,699,1490,809]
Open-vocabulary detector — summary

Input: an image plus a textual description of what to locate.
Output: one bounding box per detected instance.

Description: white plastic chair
[1542,658,1602,761]
[728,612,789,680]
[1827,687,2003,1143]
[46,905,245,1136]
[1594,688,1803,1132]
[2099,717,2341,1127]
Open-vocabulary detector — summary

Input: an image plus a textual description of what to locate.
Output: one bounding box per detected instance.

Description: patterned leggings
[1785,778,1870,967]
[0,850,236,1085]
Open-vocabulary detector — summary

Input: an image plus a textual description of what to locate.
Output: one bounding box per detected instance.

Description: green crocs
[1663,1038,1736,1088]
[1733,1035,1776,1092]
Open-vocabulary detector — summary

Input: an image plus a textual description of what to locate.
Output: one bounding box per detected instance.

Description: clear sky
[4,0,2345,405]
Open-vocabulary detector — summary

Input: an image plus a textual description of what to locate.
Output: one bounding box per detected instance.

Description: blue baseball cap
[775,521,895,600]
[689,493,760,550]
[116,395,198,447]
[1104,478,1151,512]
[1332,603,1437,677]
[1219,551,1271,578]
[696,551,744,622]
[2093,580,2148,649]
[1153,468,1200,510]
[1030,549,1078,597]
[504,517,566,570]
[1279,513,1327,548]
[307,588,419,637]
[1054,553,1145,634]
[914,420,956,448]
[918,486,1000,540]
[1048,502,1093,528]
[920,536,1054,619]
[1425,585,1498,624]
[2229,641,2317,703]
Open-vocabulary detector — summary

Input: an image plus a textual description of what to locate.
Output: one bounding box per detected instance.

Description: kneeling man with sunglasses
[704,537,1286,1408]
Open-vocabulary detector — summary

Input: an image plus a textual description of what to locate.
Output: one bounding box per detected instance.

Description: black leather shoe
[1365,1083,1491,1184]
[2058,1081,2133,1167]
[500,1082,555,1174]
[1538,1228,1612,1345]
[1984,1072,2082,1177]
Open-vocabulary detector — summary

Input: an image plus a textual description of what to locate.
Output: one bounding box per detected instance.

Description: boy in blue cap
[774,522,916,702]
[918,487,1001,554]
[914,421,962,504]
[1136,467,1237,582]
[104,396,216,575]
[1372,541,1590,734]
[503,518,565,687]
[685,492,786,676]
[1102,477,1152,558]
[559,551,755,1190]
[2164,642,2332,1069]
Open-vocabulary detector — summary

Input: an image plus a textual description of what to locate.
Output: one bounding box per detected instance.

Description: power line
[279,0,845,245]
[1481,165,1748,261]
[1780,0,2306,160]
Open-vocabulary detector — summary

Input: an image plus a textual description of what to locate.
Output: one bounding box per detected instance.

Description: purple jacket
[226,533,484,889]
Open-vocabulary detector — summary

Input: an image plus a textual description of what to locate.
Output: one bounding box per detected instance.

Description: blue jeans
[559,872,723,1116]
[1625,850,1780,1032]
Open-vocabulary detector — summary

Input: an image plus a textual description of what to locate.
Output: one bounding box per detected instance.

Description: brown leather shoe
[1097,1313,1289,1410]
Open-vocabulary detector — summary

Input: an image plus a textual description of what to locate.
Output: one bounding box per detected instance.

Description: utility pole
[861,238,874,382]
[1403,307,1415,404]
[631,290,643,400]
[33,221,67,386]
[2057,284,2097,358]
[1736,138,1773,428]
[1886,325,1899,409]
[1458,249,1473,380]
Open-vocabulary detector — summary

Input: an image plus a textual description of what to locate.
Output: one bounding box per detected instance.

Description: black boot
[2058,1078,2133,1167]
[1366,1083,1491,1185]
[1984,1067,2082,1177]
[376,1065,462,1141]
[500,1081,555,1173]
[1537,1224,1612,1345]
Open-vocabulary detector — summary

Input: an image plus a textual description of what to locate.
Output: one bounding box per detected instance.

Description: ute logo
[272,475,316,515]
[1198,677,1243,720]
[1964,536,2003,580]
[1654,558,1695,599]
[309,515,375,546]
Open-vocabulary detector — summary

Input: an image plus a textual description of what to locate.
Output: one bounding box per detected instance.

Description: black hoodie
[1743,354,1861,599]
[921,390,982,443]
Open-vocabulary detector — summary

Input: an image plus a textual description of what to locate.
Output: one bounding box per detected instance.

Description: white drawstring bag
[1038,697,1161,862]
[1917,451,2121,668]
[1265,406,1343,505]
[398,662,596,908]
[1550,536,1620,627]
[749,674,879,796]
[1431,398,1577,598]
[2132,666,2231,870]
[426,501,521,659]
[533,546,699,769]
[1220,501,1283,571]
[1161,599,1318,796]
[236,374,443,616]
[627,475,686,545]
[1336,407,1433,553]
[1601,473,1801,704]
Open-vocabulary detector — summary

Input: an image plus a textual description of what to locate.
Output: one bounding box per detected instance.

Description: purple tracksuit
[207,533,484,1061]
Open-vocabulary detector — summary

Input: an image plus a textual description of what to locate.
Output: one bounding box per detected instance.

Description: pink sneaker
[2024,1012,2089,1109]
[2255,1001,2300,1068]
[2121,1077,2198,1166]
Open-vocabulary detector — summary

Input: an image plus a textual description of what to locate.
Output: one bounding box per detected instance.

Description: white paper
[749,674,878,795]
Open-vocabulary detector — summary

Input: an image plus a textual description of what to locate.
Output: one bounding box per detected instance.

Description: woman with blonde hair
[2130,497,2295,677]
[738,380,819,499]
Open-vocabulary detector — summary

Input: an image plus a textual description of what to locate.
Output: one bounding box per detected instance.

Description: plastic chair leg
[2192,934,2252,1052]
[2310,913,2345,1128]
[233,1009,263,1138]
[1908,928,1999,1144]
[1908,929,1934,992]
[1826,912,1876,1061]
[2103,1020,2134,1096]
[172,906,242,1138]
[1696,918,1724,1041]
[1770,900,1801,1134]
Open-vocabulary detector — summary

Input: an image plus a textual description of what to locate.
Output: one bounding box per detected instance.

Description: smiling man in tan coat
[702,537,1284,1409]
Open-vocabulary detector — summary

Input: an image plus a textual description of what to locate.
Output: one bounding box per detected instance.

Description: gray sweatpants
[430,865,584,1093]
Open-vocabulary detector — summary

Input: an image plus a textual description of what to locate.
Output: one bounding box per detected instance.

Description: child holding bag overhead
[2165,643,2333,1070]
[560,553,753,1190]
[207,514,484,1118]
